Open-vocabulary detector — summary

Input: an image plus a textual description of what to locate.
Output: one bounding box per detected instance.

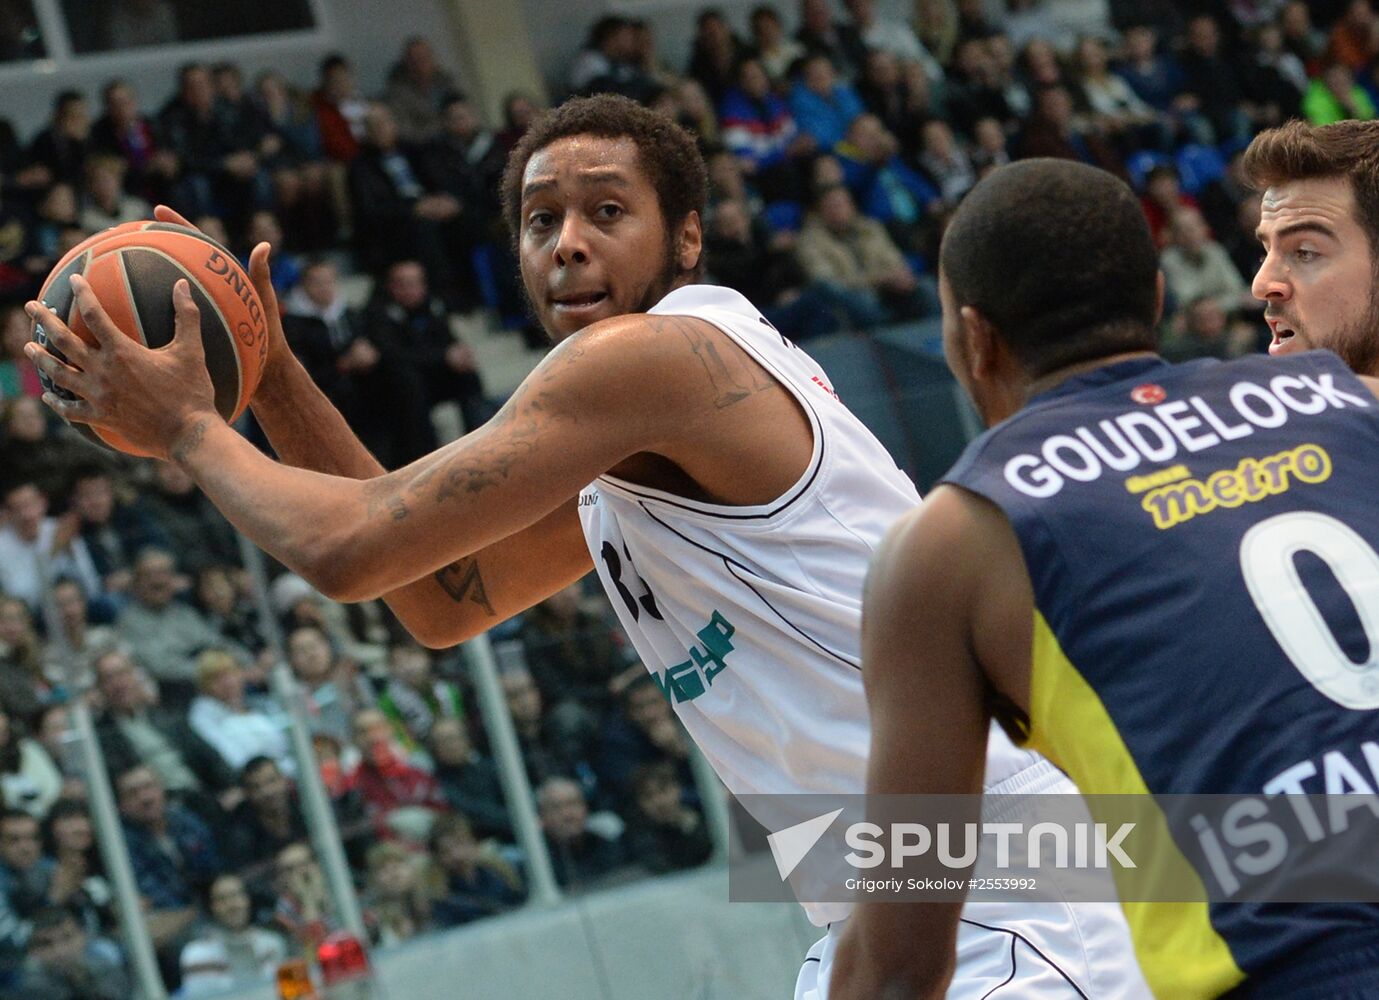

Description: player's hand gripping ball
[29,220,267,456]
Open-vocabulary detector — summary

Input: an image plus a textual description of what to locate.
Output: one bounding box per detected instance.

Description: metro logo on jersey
[1140,443,1333,529]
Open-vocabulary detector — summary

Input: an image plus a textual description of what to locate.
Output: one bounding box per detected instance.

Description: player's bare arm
[139,207,573,647]
[25,274,809,615]
[830,486,1033,1000]
[242,237,595,646]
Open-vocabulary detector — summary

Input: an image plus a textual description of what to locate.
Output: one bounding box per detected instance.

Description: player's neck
[1021,350,1161,407]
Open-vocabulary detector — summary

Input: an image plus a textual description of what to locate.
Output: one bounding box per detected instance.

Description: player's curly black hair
[500,94,708,269]
[940,158,1160,377]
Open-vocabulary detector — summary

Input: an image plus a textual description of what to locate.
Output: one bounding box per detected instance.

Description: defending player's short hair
[939,158,1159,376]
[1243,119,1379,269]
[500,94,708,267]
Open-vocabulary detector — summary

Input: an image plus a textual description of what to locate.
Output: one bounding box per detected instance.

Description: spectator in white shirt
[0,706,61,818]
[0,481,102,612]
[916,119,977,205]
[187,651,291,776]
[180,874,287,992]
[750,5,805,85]
[1072,35,1172,153]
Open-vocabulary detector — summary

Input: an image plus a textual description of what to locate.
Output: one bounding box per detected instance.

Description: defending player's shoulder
[865,485,1033,706]
[1359,373,1379,402]
[868,486,1006,611]
[865,488,984,659]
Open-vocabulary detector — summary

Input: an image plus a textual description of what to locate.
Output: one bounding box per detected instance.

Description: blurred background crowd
[2,0,1375,995]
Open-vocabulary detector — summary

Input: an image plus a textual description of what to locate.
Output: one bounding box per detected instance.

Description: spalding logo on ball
[31,220,268,457]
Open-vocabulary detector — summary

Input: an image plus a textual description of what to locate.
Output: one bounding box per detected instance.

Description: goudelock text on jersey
[944,350,1379,999]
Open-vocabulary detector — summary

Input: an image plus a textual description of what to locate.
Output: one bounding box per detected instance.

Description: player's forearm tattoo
[435,461,506,502]
[171,416,211,465]
[434,557,495,615]
[406,463,441,496]
[362,478,409,522]
[431,387,543,505]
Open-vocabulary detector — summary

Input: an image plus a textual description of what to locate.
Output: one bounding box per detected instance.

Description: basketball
[31,221,268,457]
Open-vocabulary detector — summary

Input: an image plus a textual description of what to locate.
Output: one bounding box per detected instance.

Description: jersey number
[601,541,663,623]
[1240,511,1379,709]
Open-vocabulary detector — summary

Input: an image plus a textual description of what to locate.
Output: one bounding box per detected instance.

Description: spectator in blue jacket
[789,52,864,149]
[834,113,941,255]
[427,813,524,927]
[0,808,53,987]
[13,906,129,1000]
[720,58,814,203]
[1117,21,1219,146]
[68,466,169,602]
[116,764,222,915]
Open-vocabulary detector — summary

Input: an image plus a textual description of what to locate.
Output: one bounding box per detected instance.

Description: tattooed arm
[156,327,657,603]
[27,281,806,631]
[243,252,588,646]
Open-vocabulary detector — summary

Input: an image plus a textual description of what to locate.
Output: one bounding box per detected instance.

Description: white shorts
[793,763,1152,1000]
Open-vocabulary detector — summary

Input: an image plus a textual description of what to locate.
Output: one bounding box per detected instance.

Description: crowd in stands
[1,541,709,994]
[3,0,1378,993]
[564,0,1371,356]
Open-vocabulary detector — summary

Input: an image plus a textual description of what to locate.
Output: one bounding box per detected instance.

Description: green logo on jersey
[653,611,736,704]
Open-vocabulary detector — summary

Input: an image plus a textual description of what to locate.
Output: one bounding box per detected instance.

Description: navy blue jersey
[944,352,1379,998]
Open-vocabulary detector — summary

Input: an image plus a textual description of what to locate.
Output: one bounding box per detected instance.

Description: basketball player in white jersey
[27,95,1146,998]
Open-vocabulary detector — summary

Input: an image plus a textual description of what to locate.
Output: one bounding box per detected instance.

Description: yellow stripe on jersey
[1027,612,1246,1000]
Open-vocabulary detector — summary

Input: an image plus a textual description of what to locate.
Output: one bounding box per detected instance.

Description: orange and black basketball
[32,221,268,457]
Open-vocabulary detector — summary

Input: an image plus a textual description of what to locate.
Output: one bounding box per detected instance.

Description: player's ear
[678,211,703,273]
[959,305,999,380]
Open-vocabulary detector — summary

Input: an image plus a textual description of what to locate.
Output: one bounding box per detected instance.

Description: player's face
[1254,176,1379,374]
[518,135,699,342]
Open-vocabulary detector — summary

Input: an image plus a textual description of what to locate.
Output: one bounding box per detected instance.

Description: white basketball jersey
[578,285,1040,922]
